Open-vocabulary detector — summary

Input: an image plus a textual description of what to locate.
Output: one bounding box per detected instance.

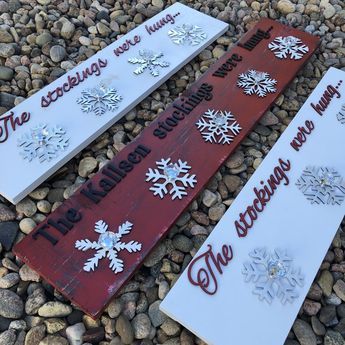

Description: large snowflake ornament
[77,84,122,116]
[17,124,69,163]
[337,104,345,124]
[237,70,277,97]
[242,248,304,304]
[128,50,170,77]
[296,166,345,205]
[196,109,242,144]
[168,24,207,46]
[268,36,309,60]
[75,220,142,273]
[146,158,197,200]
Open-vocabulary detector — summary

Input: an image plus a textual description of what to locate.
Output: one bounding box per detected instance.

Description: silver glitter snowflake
[75,220,142,273]
[296,166,345,205]
[196,109,242,144]
[337,104,345,124]
[128,50,170,77]
[146,158,197,200]
[242,248,304,304]
[17,124,69,163]
[168,24,207,46]
[77,84,122,116]
[237,70,277,97]
[268,36,309,60]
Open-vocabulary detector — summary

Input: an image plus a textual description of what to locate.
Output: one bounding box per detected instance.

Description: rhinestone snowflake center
[164,164,180,182]
[32,128,50,146]
[318,172,335,188]
[268,260,287,279]
[284,36,298,47]
[252,72,265,84]
[98,231,118,250]
[213,112,227,127]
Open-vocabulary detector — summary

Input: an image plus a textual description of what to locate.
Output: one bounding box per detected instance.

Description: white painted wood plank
[0,2,228,204]
[161,67,345,345]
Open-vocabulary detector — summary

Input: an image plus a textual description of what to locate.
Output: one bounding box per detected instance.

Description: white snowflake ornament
[296,166,345,205]
[77,84,122,116]
[75,220,142,273]
[337,104,345,124]
[242,248,304,304]
[128,50,170,77]
[17,124,69,163]
[146,158,197,200]
[268,36,309,60]
[196,109,242,144]
[168,24,207,46]
[237,70,277,97]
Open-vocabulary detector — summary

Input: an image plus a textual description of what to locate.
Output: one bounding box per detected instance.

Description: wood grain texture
[14,18,320,318]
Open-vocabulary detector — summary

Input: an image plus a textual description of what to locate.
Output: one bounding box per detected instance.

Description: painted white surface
[0,2,228,204]
[161,67,345,345]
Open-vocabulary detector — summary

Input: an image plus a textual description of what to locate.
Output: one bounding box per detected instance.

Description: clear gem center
[98,231,118,250]
[268,260,287,279]
[164,164,180,182]
[213,113,227,127]
[32,128,49,146]
[318,173,335,188]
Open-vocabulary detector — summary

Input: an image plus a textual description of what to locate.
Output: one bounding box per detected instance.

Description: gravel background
[0,0,345,344]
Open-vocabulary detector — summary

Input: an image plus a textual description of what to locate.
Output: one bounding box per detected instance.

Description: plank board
[14,19,319,318]
[161,67,345,345]
[0,2,228,204]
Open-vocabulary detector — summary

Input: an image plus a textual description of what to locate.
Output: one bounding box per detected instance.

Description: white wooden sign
[0,3,228,204]
[161,67,345,345]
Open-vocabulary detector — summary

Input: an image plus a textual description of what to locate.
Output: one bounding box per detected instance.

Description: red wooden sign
[14,18,319,318]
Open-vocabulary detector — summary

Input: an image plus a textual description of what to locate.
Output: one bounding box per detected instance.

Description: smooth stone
[66,323,86,345]
[323,4,336,19]
[36,33,52,47]
[0,204,15,221]
[115,315,134,345]
[61,21,75,40]
[208,203,226,221]
[25,289,46,315]
[9,319,26,331]
[29,188,50,200]
[172,235,193,253]
[148,301,167,327]
[78,157,98,177]
[19,265,40,282]
[226,151,244,169]
[0,43,15,58]
[0,273,20,288]
[107,299,123,318]
[0,222,18,251]
[202,190,217,207]
[318,270,334,297]
[131,313,151,339]
[19,218,36,235]
[0,329,16,345]
[324,330,345,345]
[293,319,317,345]
[334,279,345,301]
[38,302,72,318]
[161,318,180,336]
[50,46,66,63]
[223,175,241,192]
[44,318,66,334]
[39,335,68,345]
[277,0,296,14]
[0,66,14,81]
[16,198,37,217]
[0,30,12,43]
[144,241,167,267]
[25,325,46,345]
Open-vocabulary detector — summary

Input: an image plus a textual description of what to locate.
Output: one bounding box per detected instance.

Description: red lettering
[290,120,315,152]
[0,111,31,143]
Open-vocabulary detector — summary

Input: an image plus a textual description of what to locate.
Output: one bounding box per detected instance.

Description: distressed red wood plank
[14,18,319,318]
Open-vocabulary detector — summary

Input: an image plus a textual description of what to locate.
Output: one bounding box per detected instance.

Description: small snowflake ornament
[168,24,207,46]
[75,220,142,273]
[296,166,345,205]
[77,84,122,116]
[146,158,197,200]
[17,124,69,163]
[128,50,170,77]
[337,104,345,124]
[237,70,277,97]
[196,109,242,144]
[242,248,304,304]
[268,36,309,60]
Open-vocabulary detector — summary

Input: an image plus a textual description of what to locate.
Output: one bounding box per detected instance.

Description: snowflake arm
[146,168,166,183]
[278,284,299,304]
[115,240,142,253]
[242,261,264,283]
[83,248,107,272]
[337,104,345,124]
[253,279,276,304]
[77,90,96,113]
[94,220,108,234]
[116,221,133,239]
[150,181,169,199]
[107,250,124,273]
[75,239,101,251]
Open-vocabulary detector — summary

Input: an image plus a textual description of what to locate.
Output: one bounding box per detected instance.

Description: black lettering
[47,218,73,235]
[65,209,82,223]
[128,152,141,164]
[32,225,58,245]
[81,183,107,203]
[119,160,133,172]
